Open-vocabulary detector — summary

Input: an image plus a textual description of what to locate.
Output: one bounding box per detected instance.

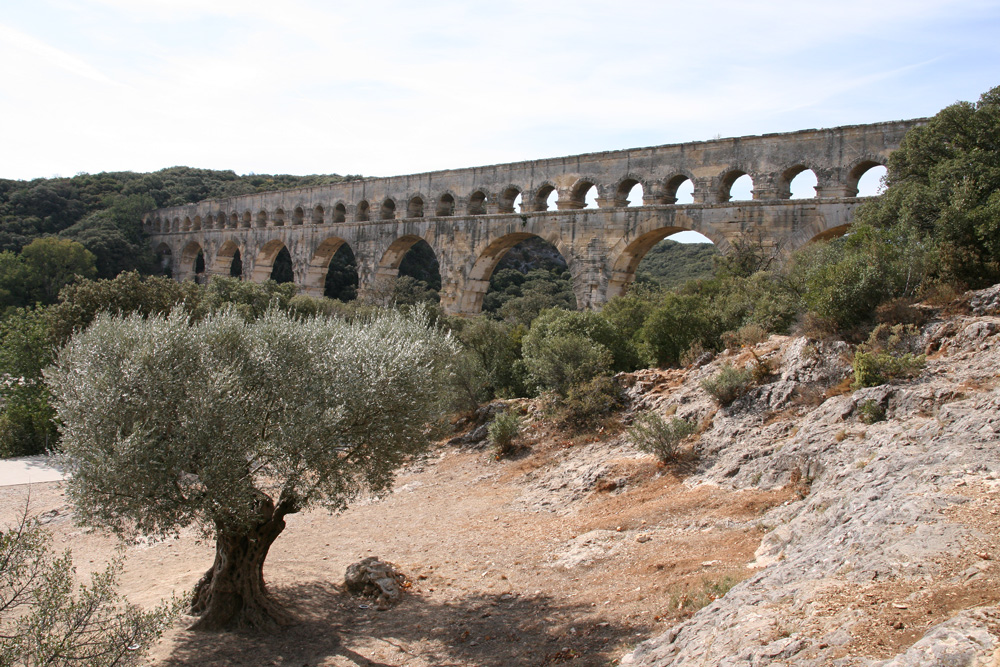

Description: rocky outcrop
[620,290,1000,666]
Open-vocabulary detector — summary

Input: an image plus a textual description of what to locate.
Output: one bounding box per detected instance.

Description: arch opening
[273,209,286,227]
[610,228,719,299]
[722,172,753,202]
[437,193,455,217]
[312,205,325,225]
[333,203,346,223]
[229,213,239,229]
[532,184,557,212]
[324,244,358,301]
[251,239,288,283]
[385,238,441,305]
[241,212,251,228]
[855,164,888,197]
[666,175,694,204]
[616,179,644,207]
[380,199,396,220]
[292,207,304,225]
[356,200,370,222]
[498,187,521,214]
[255,211,267,228]
[213,240,243,279]
[468,191,487,216]
[568,180,598,209]
[180,242,203,282]
[270,247,294,283]
[788,168,818,199]
[472,235,575,323]
[407,196,424,219]
[192,216,202,231]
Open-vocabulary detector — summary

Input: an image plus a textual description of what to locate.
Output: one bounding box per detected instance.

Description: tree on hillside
[857,84,1000,287]
[20,237,97,304]
[45,307,457,631]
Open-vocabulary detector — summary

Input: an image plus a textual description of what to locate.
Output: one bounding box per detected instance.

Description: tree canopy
[856,84,1000,287]
[46,307,457,631]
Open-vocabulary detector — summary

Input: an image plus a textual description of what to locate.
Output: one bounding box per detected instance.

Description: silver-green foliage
[487,409,522,458]
[629,412,696,463]
[45,306,458,539]
[1,510,181,666]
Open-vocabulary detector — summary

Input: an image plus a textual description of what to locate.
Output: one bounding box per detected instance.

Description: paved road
[0,456,67,487]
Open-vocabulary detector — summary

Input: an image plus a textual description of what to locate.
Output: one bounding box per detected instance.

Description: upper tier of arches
[144,119,924,235]
[146,161,890,234]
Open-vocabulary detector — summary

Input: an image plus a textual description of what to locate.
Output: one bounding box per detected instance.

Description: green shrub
[701,364,755,406]
[487,409,523,459]
[554,376,626,429]
[453,316,530,398]
[856,399,886,424]
[629,412,696,463]
[522,310,616,396]
[640,292,717,367]
[851,323,926,388]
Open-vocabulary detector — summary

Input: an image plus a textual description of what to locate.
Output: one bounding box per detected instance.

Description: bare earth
[0,420,794,667]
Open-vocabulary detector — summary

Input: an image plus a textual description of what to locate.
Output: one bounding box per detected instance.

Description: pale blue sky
[1,0,998,183]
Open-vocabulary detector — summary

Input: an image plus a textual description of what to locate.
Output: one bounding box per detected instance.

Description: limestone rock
[344,557,408,610]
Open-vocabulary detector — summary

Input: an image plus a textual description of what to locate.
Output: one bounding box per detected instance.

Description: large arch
[304,236,354,296]
[375,235,441,303]
[179,241,204,282]
[606,224,724,300]
[461,232,573,315]
[250,239,289,283]
[211,240,243,278]
[155,242,173,277]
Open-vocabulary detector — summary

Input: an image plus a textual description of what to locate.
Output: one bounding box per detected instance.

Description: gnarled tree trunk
[189,495,296,631]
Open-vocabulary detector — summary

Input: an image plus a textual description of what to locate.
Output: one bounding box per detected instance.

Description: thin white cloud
[0,22,121,87]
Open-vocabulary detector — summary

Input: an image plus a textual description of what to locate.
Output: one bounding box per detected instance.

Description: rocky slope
[619,286,1000,666]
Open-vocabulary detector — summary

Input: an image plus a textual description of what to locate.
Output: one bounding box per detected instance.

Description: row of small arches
[147,165,887,234]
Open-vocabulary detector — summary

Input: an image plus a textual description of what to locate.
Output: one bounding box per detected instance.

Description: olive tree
[45,307,457,632]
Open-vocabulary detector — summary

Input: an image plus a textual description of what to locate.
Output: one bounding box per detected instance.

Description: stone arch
[468,190,487,216]
[664,173,696,203]
[212,239,243,278]
[461,231,573,315]
[606,223,725,300]
[192,215,202,231]
[497,186,522,213]
[180,241,204,282]
[228,212,239,229]
[332,202,347,223]
[255,210,267,228]
[292,206,305,225]
[182,216,192,232]
[378,234,434,274]
[150,217,160,233]
[787,215,853,251]
[312,204,326,225]
[250,239,289,283]
[846,158,887,197]
[380,198,396,220]
[777,164,820,199]
[356,200,370,222]
[273,208,286,227]
[718,169,754,202]
[407,195,425,218]
[172,218,181,232]
[612,175,647,207]
[304,236,355,296]
[436,192,456,217]
[531,182,558,212]
[565,177,600,210]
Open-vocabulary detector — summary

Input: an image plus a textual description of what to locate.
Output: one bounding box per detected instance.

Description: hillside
[5,286,1000,665]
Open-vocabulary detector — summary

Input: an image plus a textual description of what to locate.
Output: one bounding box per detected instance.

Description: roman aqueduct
[144,118,923,316]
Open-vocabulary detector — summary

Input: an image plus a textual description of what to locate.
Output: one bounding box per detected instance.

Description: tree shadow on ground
[159,580,651,667]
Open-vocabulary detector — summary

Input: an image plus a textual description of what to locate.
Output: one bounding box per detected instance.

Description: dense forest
[0,167,361,280]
